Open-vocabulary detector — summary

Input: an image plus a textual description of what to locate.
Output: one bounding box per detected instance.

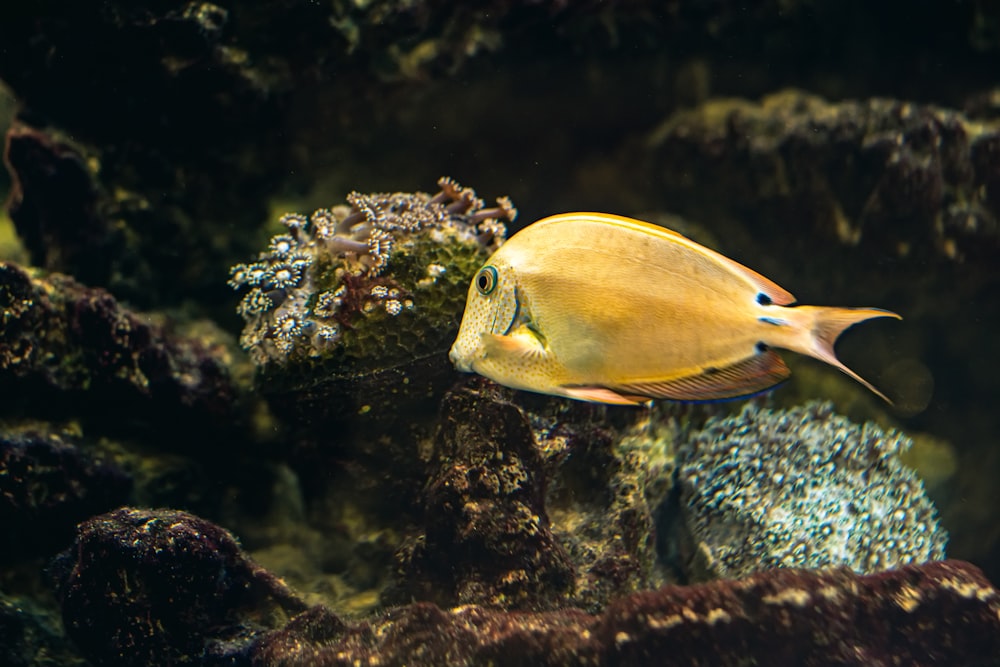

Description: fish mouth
[448,344,472,372]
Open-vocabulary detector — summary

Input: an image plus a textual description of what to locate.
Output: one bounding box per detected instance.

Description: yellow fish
[449,212,900,405]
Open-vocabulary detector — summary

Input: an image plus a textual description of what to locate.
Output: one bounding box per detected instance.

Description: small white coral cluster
[677,401,947,579]
[228,177,515,365]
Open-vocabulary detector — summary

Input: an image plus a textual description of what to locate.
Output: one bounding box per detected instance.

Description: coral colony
[677,402,948,579]
[228,177,515,367]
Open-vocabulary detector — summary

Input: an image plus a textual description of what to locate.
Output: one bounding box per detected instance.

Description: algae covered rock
[543,401,679,612]
[672,401,948,581]
[0,261,241,443]
[386,384,678,614]
[50,510,1000,667]
[50,507,307,667]
[253,560,1000,667]
[0,592,87,667]
[384,383,574,611]
[646,90,1000,263]
[0,427,132,559]
[230,177,515,425]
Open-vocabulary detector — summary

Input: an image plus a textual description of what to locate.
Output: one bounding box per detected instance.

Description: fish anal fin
[610,349,792,402]
[559,386,648,406]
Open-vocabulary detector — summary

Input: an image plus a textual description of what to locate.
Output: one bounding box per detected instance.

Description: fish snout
[448,340,472,372]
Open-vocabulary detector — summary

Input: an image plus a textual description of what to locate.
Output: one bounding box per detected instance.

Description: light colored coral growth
[228,177,514,365]
[677,401,947,579]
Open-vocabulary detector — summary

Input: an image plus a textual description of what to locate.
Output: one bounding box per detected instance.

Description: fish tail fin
[780,305,901,404]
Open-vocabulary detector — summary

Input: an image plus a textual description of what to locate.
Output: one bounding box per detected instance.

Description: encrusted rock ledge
[52,507,1000,667]
[254,559,1000,666]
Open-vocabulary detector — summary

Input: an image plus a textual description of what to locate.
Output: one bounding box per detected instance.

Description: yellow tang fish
[449,212,900,405]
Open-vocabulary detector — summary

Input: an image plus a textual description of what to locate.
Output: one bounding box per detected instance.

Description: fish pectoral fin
[482,328,547,362]
[610,349,792,402]
[558,386,649,406]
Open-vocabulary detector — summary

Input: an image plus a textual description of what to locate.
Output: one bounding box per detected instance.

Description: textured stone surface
[0,428,132,559]
[541,401,678,612]
[385,383,574,611]
[51,507,1000,666]
[50,507,307,667]
[2,125,111,288]
[2,100,275,311]
[0,260,242,443]
[384,384,679,614]
[0,592,87,667]
[0,1,283,308]
[646,90,1000,263]
[256,560,1000,667]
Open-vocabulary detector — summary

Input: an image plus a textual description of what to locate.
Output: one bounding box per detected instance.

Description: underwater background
[1,2,999,665]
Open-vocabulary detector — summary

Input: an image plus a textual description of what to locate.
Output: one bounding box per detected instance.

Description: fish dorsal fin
[599,348,792,402]
[538,213,798,306]
[708,254,797,306]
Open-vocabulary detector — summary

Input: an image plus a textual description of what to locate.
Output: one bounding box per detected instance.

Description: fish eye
[475,266,498,296]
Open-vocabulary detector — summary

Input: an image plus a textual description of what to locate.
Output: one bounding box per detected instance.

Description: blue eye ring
[475,265,498,296]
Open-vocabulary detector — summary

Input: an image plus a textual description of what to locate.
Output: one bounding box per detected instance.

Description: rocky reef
[384,384,574,611]
[645,90,1000,263]
[0,260,242,444]
[251,559,1000,666]
[0,428,132,559]
[50,507,307,667]
[49,505,1000,666]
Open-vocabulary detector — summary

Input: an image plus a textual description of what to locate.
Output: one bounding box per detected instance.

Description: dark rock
[51,507,307,667]
[645,91,1000,264]
[255,560,1000,666]
[380,382,678,614]
[2,124,111,288]
[0,0,282,309]
[1,116,274,310]
[48,504,1000,666]
[0,3,273,149]
[385,382,575,611]
[541,401,678,612]
[0,260,243,446]
[0,592,87,667]
[0,428,132,560]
